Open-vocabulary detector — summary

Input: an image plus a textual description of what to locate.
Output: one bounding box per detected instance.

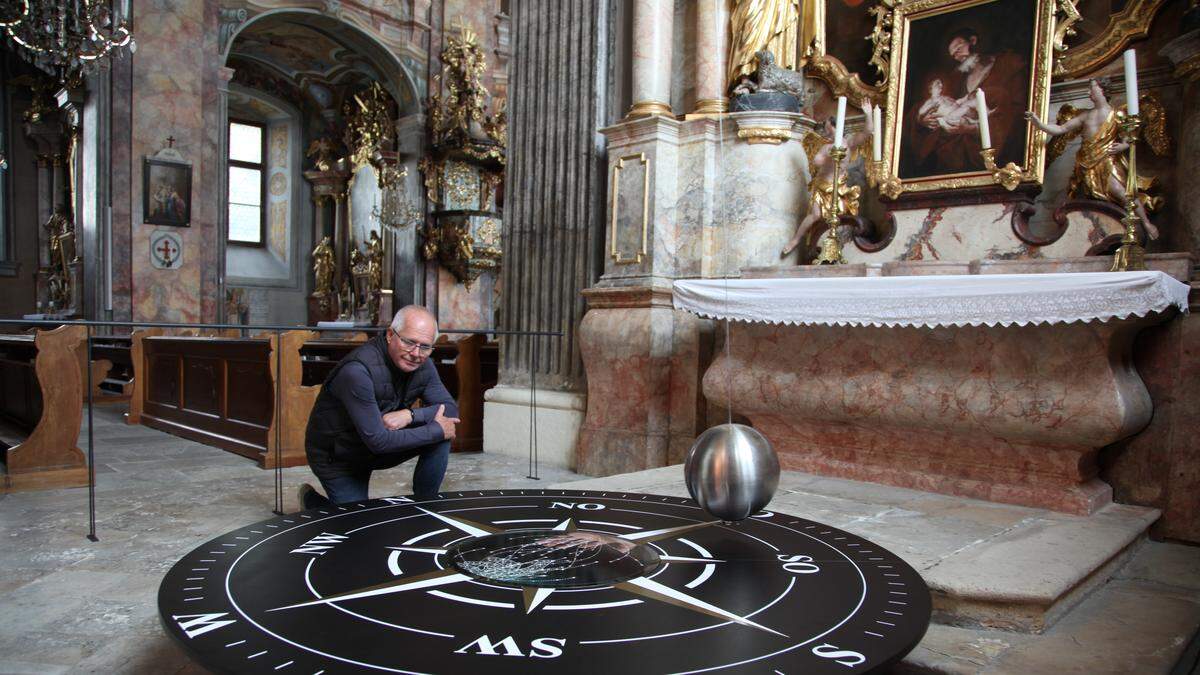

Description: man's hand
[382,409,413,431]
[433,404,460,440]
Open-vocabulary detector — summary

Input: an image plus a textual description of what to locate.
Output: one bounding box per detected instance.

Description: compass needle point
[616,576,789,638]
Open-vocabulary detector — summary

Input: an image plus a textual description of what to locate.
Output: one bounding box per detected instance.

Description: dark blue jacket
[305,335,458,475]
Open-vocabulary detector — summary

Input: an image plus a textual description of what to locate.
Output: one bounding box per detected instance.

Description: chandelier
[0,1,136,80]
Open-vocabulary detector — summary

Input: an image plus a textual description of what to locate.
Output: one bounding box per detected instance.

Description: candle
[833,96,847,148]
[872,105,882,162]
[975,88,992,149]
[1124,49,1139,116]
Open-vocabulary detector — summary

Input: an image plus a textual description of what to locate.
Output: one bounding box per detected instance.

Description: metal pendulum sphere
[684,423,779,523]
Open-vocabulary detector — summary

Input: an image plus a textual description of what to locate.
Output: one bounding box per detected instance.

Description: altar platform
[554,465,1200,674]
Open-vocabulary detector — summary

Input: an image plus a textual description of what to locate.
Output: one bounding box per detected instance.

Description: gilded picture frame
[804,0,893,105]
[881,0,1056,195]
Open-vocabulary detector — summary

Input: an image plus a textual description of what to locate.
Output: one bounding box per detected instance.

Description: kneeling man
[299,305,459,508]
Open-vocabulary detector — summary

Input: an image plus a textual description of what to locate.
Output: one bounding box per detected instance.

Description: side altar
[673,264,1191,516]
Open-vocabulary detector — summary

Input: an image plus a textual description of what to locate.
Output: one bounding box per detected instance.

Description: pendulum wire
[273,328,284,514]
[86,324,98,541]
[716,5,732,429]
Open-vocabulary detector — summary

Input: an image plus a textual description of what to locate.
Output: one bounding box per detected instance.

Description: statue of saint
[365,231,384,292]
[782,99,873,258]
[728,0,801,93]
[1025,78,1167,240]
[311,236,335,297]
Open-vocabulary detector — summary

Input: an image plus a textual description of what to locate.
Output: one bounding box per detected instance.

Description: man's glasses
[391,329,435,355]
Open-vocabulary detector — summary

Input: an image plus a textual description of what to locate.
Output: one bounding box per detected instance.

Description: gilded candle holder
[814,145,849,265]
[1111,113,1146,272]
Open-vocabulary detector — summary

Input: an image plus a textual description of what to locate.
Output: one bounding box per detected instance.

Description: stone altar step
[551,466,1159,634]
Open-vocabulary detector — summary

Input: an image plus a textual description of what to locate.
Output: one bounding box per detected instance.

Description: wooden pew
[264,330,319,469]
[126,330,499,465]
[0,325,88,492]
[136,334,276,465]
[89,335,134,401]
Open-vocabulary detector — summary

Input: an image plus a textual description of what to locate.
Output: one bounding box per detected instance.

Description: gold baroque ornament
[737,127,793,145]
[344,82,395,170]
[428,19,506,163]
[1051,0,1082,76]
[1057,0,1167,79]
[803,0,892,105]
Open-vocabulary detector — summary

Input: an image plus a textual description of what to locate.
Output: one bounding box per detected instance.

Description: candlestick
[1123,49,1139,116]
[975,89,992,149]
[872,106,882,162]
[834,96,846,148]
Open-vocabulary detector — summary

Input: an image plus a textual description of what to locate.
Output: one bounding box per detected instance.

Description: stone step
[552,466,1158,633]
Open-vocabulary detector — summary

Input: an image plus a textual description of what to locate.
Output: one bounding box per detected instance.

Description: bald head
[390,305,438,339]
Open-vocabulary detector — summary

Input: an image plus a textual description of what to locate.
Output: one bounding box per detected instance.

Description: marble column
[485,0,613,468]
[1160,30,1200,256]
[626,0,674,118]
[690,0,729,116]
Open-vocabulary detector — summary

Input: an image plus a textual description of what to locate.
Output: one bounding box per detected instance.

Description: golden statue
[1026,79,1168,240]
[782,100,874,258]
[311,236,335,297]
[365,230,384,292]
[728,0,801,92]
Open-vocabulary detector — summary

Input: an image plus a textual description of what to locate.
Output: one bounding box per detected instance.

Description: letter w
[173,612,236,638]
[290,532,349,555]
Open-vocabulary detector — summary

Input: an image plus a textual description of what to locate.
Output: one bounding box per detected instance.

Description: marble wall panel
[130,0,211,324]
[603,117,811,284]
[436,266,494,331]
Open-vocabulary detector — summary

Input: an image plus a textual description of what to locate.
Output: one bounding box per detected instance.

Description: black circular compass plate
[159,490,930,674]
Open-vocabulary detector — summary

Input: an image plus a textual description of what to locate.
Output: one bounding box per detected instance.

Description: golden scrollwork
[803,0,891,105]
[1051,0,1083,76]
[979,148,1027,191]
[737,127,793,145]
[1057,0,1168,78]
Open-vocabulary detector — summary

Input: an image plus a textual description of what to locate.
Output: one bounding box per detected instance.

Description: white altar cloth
[672,271,1191,328]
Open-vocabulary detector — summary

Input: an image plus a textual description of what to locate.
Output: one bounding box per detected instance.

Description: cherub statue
[311,236,335,297]
[1025,78,1168,240]
[782,98,874,258]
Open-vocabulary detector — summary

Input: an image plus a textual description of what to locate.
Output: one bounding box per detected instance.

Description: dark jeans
[304,439,451,507]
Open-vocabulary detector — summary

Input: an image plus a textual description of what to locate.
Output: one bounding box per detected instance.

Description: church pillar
[216,66,234,324]
[483,0,613,468]
[690,0,729,117]
[334,191,350,285]
[626,0,674,118]
[1160,30,1200,256]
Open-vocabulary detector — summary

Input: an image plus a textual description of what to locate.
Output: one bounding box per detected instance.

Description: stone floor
[0,405,1197,673]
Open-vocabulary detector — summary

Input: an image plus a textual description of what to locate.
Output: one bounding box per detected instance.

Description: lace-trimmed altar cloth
[672,271,1191,329]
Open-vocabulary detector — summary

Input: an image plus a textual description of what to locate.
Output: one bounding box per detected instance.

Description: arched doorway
[219,9,425,325]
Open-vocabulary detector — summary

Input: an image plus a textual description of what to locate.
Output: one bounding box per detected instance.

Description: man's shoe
[297,483,318,510]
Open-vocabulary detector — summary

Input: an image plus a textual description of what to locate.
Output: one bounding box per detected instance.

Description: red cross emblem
[153,236,180,268]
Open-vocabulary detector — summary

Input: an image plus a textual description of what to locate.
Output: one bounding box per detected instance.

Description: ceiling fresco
[230,20,383,88]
